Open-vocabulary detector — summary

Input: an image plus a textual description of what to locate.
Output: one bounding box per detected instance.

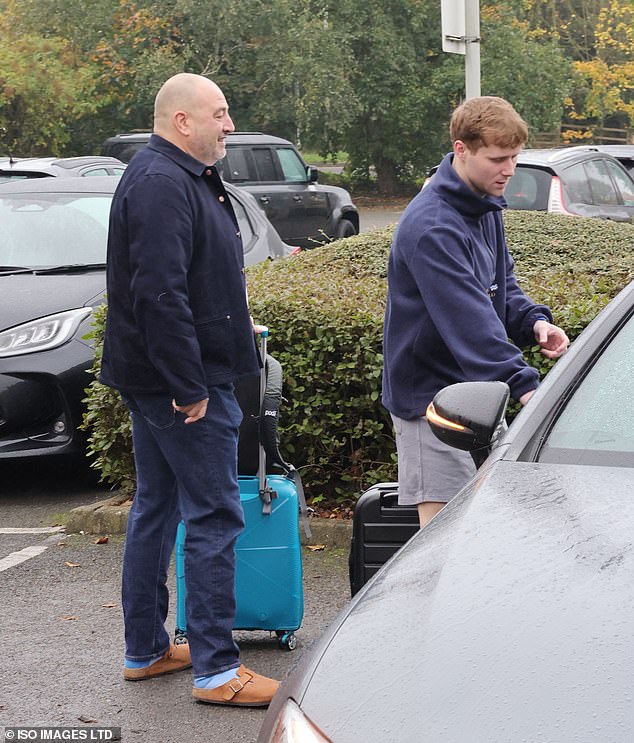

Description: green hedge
[82,210,634,505]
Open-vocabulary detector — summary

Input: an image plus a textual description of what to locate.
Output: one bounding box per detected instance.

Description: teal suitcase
[174,330,307,650]
[174,474,304,650]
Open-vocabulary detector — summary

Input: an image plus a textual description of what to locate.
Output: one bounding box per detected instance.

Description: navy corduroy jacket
[101,135,259,405]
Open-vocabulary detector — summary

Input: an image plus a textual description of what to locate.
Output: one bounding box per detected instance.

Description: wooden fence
[533,124,633,148]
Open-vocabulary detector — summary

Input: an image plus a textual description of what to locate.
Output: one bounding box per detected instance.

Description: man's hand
[173,398,208,424]
[533,320,569,360]
[251,317,268,335]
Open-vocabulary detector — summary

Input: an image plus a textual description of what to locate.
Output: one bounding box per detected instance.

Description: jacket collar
[433,153,506,217]
[147,134,213,177]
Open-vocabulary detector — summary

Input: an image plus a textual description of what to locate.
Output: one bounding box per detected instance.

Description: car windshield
[0,192,111,267]
[538,310,634,467]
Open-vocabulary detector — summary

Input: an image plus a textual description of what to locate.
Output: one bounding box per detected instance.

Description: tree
[90,0,185,131]
[480,4,571,137]
[0,1,99,155]
[564,1,634,136]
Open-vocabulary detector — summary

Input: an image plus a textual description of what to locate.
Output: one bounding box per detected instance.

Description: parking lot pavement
[359,206,404,233]
[0,526,350,742]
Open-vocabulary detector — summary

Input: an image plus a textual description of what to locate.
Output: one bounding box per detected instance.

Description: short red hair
[450,96,528,151]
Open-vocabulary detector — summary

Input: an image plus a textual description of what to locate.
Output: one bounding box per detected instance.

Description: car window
[251,148,279,181]
[584,158,620,205]
[227,194,256,255]
[223,148,253,182]
[561,162,593,205]
[604,160,634,206]
[275,147,307,183]
[107,143,146,163]
[537,311,634,467]
[82,168,109,177]
[506,167,551,210]
[0,193,110,266]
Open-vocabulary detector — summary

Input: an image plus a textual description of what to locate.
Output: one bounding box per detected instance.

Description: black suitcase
[349,482,419,596]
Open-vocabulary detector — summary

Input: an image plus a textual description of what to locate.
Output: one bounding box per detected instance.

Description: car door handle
[292,195,302,203]
[259,196,270,205]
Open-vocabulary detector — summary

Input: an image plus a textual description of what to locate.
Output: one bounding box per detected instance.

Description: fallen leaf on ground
[101,602,117,608]
[95,536,109,544]
[307,544,325,551]
[64,561,81,568]
[78,715,97,724]
[59,615,79,621]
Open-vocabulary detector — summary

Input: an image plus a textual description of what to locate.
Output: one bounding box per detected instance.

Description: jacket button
[218,195,225,203]
[205,169,212,176]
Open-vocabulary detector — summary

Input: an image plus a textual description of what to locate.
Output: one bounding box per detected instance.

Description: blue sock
[194,668,239,689]
[124,651,165,669]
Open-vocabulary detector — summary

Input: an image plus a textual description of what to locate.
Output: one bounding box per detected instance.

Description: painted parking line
[0,544,49,572]
[0,527,65,535]
[0,527,66,572]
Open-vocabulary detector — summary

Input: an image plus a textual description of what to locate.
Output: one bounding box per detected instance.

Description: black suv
[101,131,359,247]
[506,147,634,222]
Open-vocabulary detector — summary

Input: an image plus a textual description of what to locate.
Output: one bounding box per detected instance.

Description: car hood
[298,460,634,742]
[0,272,105,331]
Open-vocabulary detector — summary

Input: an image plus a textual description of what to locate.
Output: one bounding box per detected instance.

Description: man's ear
[173,110,189,136]
[453,140,467,161]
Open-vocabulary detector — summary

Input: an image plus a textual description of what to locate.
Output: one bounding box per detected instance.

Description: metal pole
[465,0,481,99]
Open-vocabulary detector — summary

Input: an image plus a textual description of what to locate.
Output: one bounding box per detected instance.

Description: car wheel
[334,219,356,239]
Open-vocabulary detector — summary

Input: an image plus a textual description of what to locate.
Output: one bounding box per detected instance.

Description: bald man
[101,73,279,706]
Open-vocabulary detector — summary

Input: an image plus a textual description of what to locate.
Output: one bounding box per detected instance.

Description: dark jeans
[121,384,244,677]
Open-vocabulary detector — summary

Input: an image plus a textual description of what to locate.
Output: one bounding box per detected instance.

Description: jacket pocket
[195,314,235,368]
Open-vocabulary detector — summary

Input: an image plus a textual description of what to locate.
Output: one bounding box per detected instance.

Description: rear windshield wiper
[33,263,106,274]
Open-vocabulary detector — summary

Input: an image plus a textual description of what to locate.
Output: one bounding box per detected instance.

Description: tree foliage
[0,1,99,155]
[566,1,634,131]
[2,0,632,187]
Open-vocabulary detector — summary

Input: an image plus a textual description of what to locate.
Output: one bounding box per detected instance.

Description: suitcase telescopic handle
[257,327,269,488]
[257,327,277,514]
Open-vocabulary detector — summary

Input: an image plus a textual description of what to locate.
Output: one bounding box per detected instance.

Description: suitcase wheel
[276,631,297,651]
[174,629,188,645]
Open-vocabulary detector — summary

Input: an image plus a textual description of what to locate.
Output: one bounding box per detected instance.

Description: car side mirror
[307,165,318,183]
[426,381,510,466]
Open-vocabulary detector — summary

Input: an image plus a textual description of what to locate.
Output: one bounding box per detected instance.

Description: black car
[259,280,634,742]
[505,146,634,221]
[0,177,297,461]
[0,155,127,181]
[102,131,359,248]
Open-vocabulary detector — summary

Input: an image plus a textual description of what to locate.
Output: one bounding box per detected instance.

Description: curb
[66,493,352,549]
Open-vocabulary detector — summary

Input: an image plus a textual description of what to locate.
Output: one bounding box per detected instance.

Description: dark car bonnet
[0,272,104,331]
[299,459,634,742]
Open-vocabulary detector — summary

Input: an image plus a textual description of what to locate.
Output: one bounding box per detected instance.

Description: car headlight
[269,699,332,743]
[0,308,92,358]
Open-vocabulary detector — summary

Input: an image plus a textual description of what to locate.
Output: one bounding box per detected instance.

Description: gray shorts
[391,414,476,505]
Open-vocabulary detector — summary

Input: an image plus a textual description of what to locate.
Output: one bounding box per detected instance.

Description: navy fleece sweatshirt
[382,153,552,420]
